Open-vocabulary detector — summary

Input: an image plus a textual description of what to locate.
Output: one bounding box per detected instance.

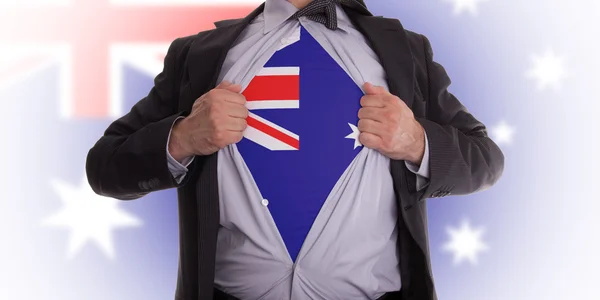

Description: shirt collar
[263,0,355,34]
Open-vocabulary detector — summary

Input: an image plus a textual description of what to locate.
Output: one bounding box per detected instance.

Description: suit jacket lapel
[343,7,415,109]
[184,3,265,110]
[185,4,415,111]
[187,9,417,126]
[184,5,264,299]
[344,8,428,256]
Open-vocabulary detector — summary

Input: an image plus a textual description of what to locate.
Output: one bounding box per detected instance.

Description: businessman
[86,0,505,299]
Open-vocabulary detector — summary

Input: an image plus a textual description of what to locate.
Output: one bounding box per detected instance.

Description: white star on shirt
[490,120,516,146]
[526,48,568,91]
[443,219,489,266]
[443,0,489,16]
[345,123,363,149]
[41,175,142,260]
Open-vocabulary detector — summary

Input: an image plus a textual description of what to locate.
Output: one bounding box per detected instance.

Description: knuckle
[360,96,369,106]
[208,88,221,98]
[357,108,365,118]
[204,90,216,100]
[208,114,220,127]
[209,102,222,115]
[357,119,367,131]
[236,93,247,103]
[193,97,206,109]
[211,131,227,147]
[383,110,395,121]
[235,132,244,143]
[358,132,368,143]
[212,131,224,142]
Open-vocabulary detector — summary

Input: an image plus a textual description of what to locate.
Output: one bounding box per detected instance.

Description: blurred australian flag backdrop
[1,0,599,300]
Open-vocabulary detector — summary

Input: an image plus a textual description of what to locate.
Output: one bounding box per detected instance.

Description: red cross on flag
[0,0,261,119]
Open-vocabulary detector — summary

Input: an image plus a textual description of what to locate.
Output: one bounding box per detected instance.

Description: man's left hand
[358,82,426,165]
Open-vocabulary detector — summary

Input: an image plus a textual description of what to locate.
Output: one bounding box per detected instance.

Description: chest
[238,25,365,191]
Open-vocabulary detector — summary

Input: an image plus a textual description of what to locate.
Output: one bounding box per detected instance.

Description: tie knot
[290,0,340,30]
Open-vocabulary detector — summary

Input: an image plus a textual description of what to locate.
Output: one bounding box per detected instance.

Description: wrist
[169,118,194,162]
[407,121,426,165]
[407,148,424,166]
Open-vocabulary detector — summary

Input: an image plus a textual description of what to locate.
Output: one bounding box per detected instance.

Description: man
[86,0,505,299]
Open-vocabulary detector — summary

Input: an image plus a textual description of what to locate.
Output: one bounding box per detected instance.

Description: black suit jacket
[86,3,504,300]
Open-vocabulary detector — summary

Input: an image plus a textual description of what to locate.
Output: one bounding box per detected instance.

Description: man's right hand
[168,81,248,162]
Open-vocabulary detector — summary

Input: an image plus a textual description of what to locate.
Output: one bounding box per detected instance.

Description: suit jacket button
[148,178,160,189]
[138,181,149,190]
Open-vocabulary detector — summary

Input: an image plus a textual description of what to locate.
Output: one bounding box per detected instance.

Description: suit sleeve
[413,34,505,198]
[404,130,431,191]
[85,37,196,200]
[166,116,195,183]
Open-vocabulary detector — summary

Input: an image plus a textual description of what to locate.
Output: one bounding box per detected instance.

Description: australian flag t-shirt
[236,25,364,262]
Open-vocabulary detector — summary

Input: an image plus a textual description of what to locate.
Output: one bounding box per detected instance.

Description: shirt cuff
[167,116,194,184]
[405,131,430,191]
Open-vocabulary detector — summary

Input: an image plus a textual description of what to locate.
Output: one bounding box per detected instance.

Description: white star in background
[490,120,516,146]
[526,48,568,91]
[41,175,142,260]
[345,123,363,149]
[443,219,489,266]
[443,0,489,16]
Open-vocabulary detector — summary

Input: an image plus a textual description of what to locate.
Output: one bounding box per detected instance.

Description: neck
[288,0,313,9]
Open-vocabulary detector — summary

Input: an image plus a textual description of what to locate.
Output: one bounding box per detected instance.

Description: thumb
[215,81,242,93]
[363,82,387,95]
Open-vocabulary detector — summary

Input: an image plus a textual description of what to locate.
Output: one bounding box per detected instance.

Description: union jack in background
[1,0,599,300]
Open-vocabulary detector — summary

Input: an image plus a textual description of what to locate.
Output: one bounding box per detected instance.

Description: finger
[359,132,382,150]
[222,91,247,105]
[358,107,385,123]
[360,95,386,108]
[358,119,386,136]
[215,80,233,89]
[363,82,388,96]
[225,102,249,119]
[223,83,242,94]
[231,131,244,144]
[216,131,244,147]
[224,117,248,132]
[216,81,243,94]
